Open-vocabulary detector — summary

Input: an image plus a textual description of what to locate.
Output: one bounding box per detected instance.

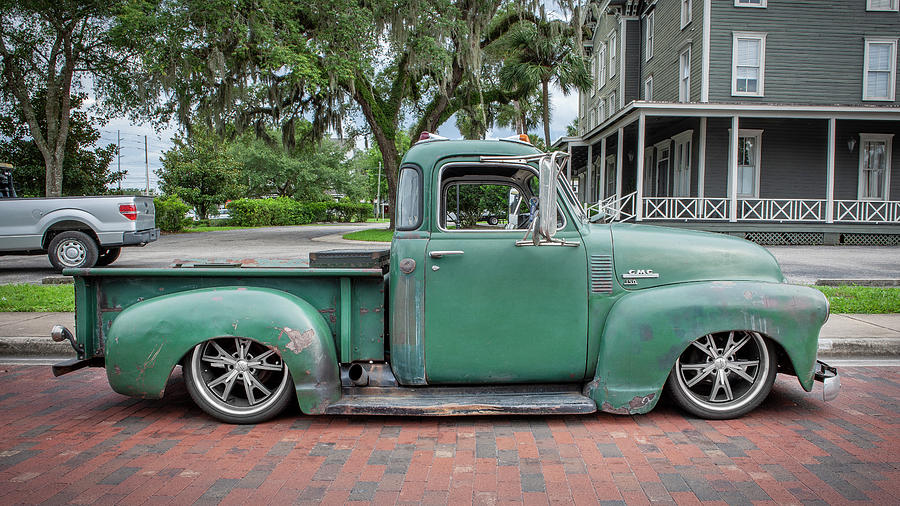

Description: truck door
[423,163,589,384]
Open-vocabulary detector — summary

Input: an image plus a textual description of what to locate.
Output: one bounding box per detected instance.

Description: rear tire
[667,330,777,419]
[487,216,499,226]
[96,247,122,266]
[184,337,293,424]
[47,231,99,270]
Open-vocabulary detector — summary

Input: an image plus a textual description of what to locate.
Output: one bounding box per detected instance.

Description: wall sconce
[627,151,634,163]
[847,138,857,152]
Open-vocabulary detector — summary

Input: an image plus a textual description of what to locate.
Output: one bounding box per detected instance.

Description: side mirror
[537,156,558,239]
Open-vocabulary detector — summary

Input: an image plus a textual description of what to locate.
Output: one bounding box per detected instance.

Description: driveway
[0,223,389,284]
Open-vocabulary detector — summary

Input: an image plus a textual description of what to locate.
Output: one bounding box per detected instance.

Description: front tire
[667,330,777,419]
[47,231,99,270]
[184,337,293,424]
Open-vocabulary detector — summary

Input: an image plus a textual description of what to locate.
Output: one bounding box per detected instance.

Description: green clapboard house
[556,0,900,245]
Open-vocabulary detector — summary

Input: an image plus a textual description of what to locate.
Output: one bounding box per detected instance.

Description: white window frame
[867,0,898,11]
[681,0,693,29]
[731,129,763,198]
[654,140,671,196]
[858,133,894,201]
[645,11,655,61]
[672,130,693,197]
[598,101,605,123]
[735,0,766,7]
[591,51,597,97]
[731,32,767,97]
[598,43,607,88]
[608,31,617,79]
[644,75,653,101]
[679,46,692,103]
[863,38,898,101]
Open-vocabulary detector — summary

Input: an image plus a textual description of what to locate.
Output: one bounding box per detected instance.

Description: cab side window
[443,183,513,230]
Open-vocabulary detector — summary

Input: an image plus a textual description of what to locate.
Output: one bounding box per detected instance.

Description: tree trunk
[541,80,551,148]
[371,131,399,230]
[513,100,523,134]
[43,155,64,197]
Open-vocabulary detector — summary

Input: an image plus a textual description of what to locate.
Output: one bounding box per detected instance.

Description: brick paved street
[0,365,897,505]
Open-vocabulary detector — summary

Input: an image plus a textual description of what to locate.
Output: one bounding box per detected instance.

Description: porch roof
[556,101,900,149]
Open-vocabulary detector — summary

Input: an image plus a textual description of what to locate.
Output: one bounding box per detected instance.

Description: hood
[609,223,784,290]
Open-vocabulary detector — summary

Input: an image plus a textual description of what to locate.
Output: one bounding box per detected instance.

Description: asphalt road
[0,223,389,284]
[1,224,897,284]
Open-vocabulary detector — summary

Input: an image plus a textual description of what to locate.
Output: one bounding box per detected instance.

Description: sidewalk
[1,311,898,359]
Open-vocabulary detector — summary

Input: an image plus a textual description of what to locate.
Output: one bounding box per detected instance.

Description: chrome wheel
[56,239,87,267]
[47,231,99,270]
[668,330,776,419]
[185,337,292,423]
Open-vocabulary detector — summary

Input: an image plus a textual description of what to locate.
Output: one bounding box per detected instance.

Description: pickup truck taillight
[119,204,138,220]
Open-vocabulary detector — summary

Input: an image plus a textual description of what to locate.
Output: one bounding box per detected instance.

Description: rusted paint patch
[281,327,316,354]
[600,393,656,415]
[360,307,369,314]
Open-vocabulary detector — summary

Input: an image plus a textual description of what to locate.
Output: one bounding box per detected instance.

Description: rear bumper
[813,360,840,402]
[121,228,159,246]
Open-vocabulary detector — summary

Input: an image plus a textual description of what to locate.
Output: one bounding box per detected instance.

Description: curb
[0,337,75,358]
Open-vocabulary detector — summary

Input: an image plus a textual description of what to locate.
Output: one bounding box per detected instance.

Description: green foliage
[0,284,74,312]
[157,129,244,219]
[153,196,190,232]
[0,93,123,196]
[226,198,372,227]
[813,286,900,314]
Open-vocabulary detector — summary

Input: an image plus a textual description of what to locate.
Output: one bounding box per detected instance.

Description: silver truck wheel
[667,330,777,419]
[47,231,99,270]
[184,337,293,424]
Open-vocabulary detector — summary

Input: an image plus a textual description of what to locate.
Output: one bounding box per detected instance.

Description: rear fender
[586,281,828,414]
[105,286,340,414]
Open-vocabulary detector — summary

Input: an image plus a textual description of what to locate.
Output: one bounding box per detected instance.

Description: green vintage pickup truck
[51,136,839,423]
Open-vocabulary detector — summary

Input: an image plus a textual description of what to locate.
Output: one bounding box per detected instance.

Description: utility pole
[117,130,122,191]
[144,135,150,196]
[376,161,382,220]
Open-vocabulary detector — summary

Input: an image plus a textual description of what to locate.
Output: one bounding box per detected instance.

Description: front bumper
[122,227,159,246]
[813,360,840,402]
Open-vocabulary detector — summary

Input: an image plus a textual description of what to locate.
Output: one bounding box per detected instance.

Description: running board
[324,385,597,416]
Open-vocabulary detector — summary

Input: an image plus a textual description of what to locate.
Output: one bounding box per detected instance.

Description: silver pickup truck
[0,164,158,270]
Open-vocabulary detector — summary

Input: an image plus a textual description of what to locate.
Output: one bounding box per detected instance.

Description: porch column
[698,117,707,200]
[616,127,624,201]
[729,116,740,222]
[599,137,607,200]
[586,144,593,205]
[636,112,646,221]
[826,118,836,223]
[566,144,572,181]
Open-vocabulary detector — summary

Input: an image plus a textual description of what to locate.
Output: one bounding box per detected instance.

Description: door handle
[430,250,464,258]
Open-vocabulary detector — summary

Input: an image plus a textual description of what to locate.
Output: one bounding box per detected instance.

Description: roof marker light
[417,132,449,143]
[499,134,532,145]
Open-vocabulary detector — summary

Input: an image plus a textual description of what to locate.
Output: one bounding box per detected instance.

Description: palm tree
[498,18,591,147]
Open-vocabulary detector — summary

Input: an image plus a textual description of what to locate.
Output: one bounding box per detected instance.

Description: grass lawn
[1,282,896,314]
[0,284,75,312]
[813,285,900,314]
[342,228,393,242]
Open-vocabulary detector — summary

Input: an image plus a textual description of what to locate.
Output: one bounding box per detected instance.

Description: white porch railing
[593,195,900,224]
[644,197,729,221]
[834,200,900,223]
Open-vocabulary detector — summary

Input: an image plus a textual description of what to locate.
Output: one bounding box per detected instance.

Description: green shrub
[225,198,373,226]
[154,196,190,232]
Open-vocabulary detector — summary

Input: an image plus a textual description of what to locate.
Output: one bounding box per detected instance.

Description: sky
[99,87,579,193]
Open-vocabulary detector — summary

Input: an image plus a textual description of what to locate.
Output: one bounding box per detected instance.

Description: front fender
[586,281,828,414]
[105,286,340,414]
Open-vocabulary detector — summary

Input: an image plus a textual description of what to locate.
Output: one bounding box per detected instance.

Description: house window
[681,0,693,28]
[598,43,607,87]
[608,32,617,78]
[644,75,654,101]
[672,131,693,197]
[735,0,766,6]
[598,101,605,123]
[645,11,655,61]
[732,33,766,96]
[605,155,616,198]
[643,147,657,197]
[679,47,691,102]
[858,134,893,200]
[589,109,596,130]
[610,91,617,113]
[867,0,898,11]
[863,39,898,101]
[590,52,597,97]
[735,129,763,198]
[655,142,671,195]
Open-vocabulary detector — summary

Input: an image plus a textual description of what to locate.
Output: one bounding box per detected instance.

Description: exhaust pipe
[348,363,369,386]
